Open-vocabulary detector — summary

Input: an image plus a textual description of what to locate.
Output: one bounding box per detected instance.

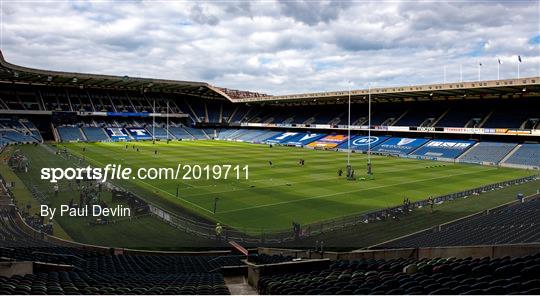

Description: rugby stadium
[1,2,540,295]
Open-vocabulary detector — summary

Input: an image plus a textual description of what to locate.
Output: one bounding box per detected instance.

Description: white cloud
[1,0,538,95]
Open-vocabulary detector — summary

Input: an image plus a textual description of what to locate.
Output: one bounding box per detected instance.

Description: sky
[0,0,539,95]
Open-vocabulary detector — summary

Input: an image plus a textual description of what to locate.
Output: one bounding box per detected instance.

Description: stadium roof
[0,50,232,101]
[0,50,538,105]
[238,77,540,105]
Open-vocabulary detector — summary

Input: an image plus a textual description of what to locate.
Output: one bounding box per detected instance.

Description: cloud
[0,0,538,95]
[278,0,352,26]
[190,3,220,26]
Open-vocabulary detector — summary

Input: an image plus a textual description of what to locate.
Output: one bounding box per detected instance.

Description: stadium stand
[81,126,110,142]
[460,142,517,164]
[0,206,238,295]
[435,102,489,128]
[0,131,39,144]
[57,126,85,142]
[483,100,540,129]
[503,143,540,168]
[379,199,540,248]
[0,51,539,296]
[410,139,475,159]
[184,127,208,139]
[394,103,447,127]
[149,127,173,139]
[168,126,195,140]
[372,137,429,155]
[0,118,41,145]
[216,129,242,140]
[257,254,540,295]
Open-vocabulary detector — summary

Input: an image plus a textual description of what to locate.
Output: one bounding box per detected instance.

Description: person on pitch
[215,223,223,241]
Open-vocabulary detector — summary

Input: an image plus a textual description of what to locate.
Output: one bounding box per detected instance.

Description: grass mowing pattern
[60,140,534,232]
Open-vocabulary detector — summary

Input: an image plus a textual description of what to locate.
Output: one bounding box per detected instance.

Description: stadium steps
[303,116,317,125]
[201,129,212,138]
[0,97,9,109]
[407,139,430,155]
[328,116,341,125]
[478,109,494,128]
[380,117,395,126]
[431,107,451,127]
[457,142,480,161]
[18,119,33,135]
[204,102,209,123]
[228,129,244,139]
[238,107,253,123]
[185,100,201,123]
[51,123,60,142]
[78,127,87,141]
[225,276,257,295]
[104,128,112,141]
[391,109,410,126]
[419,117,435,127]
[19,119,43,142]
[219,103,223,123]
[500,144,522,164]
[228,106,238,123]
[126,94,137,112]
[263,116,274,123]
[352,116,367,125]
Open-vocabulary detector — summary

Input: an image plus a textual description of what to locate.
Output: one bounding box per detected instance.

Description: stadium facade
[0,50,538,168]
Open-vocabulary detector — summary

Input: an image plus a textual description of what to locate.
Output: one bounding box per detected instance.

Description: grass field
[13,144,225,250]
[56,140,535,232]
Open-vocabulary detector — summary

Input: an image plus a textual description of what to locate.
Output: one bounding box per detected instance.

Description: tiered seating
[149,127,173,139]
[57,126,84,142]
[410,140,475,159]
[251,131,281,143]
[19,119,42,142]
[217,129,242,140]
[184,127,208,139]
[258,255,540,295]
[435,102,489,128]
[203,128,216,138]
[483,101,540,128]
[0,131,38,143]
[503,143,540,167]
[235,129,268,142]
[0,272,229,295]
[169,127,194,140]
[0,208,236,295]
[395,103,446,127]
[81,127,109,142]
[460,142,517,164]
[380,199,540,248]
[0,118,42,145]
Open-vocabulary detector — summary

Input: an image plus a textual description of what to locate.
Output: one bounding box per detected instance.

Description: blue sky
[1,0,539,95]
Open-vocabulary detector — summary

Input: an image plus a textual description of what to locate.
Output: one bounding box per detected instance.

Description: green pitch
[60,140,533,232]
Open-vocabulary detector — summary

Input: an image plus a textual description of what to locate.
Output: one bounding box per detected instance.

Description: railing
[148,174,540,244]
